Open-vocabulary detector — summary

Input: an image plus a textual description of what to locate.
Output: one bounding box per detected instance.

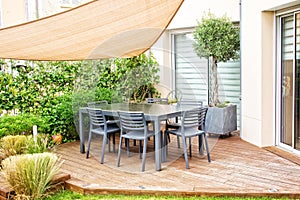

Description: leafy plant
[114,53,160,102]
[0,113,48,138]
[39,94,78,144]
[95,87,123,104]
[25,134,49,154]
[193,12,240,106]
[1,152,62,200]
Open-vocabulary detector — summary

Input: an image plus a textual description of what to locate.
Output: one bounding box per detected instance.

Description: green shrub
[95,87,123,104]
[0,113,48,138]
[1,152,62,200]
[25,134,49,154]
[39,94,78,144]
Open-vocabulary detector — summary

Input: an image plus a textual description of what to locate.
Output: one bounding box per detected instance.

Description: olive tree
[193,12,240,106]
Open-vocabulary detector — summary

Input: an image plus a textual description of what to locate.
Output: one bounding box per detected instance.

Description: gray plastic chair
[166,99,204,148]
[164,107,210,169]
[87,100,119,125]
[87,100,108,107]
[145,97,168,146]
[178,99,203,107]
[146,98,168,104]
[117,111,155,172]
[86,108,120,164]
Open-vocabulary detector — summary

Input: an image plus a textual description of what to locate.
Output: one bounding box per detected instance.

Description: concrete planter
[205,104,237,135]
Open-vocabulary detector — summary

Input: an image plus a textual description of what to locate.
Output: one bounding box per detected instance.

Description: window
[171,31,241,128]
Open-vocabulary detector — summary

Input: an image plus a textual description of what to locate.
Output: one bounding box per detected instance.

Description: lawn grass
[44,190,290,200]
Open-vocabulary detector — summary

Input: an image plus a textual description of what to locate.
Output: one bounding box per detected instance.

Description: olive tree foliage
[193,12,240,106]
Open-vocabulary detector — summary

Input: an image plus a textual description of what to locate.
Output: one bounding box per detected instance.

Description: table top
[80,102,198,118]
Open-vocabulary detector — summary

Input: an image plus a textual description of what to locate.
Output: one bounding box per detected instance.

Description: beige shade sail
[0,0,183,61]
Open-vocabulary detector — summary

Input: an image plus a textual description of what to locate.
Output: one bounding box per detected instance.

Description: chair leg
[141,138,147,172]
[86,131,92,159]
[139,140,142,159]
[189,137,192,158]
[117,136,123,167]
[112,133,116,153]
[100,134,107,164]
[203,133,211,162]
[198,135,204,155]
[108,134,111,152]
[181,136,190,169]
[164,131,169,158]
[177,136,180,148]
[126,138,130,157]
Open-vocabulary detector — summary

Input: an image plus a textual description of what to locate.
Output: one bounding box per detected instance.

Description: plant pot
[205,104,237,135]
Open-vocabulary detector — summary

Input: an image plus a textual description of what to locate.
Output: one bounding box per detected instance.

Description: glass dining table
[78,102,197,171]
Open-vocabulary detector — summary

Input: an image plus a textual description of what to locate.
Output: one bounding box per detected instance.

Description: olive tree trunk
[211,56,220,106]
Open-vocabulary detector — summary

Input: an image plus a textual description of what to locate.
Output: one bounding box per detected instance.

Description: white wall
[241,0,299,147]
[168,0,240,29]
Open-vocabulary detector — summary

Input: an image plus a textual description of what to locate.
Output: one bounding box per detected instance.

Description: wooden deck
[2,132,300,199]
[53,132,300,198]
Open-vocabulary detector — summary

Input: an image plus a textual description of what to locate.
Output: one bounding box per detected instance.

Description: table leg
[79,109,85,153]
[154,118,161,171]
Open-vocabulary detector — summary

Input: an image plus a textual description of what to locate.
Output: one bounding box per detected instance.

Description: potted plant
[193,12,240,135]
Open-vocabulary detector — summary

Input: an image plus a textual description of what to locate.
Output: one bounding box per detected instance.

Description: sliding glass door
[295,13,300,150]
[279,12,300,151]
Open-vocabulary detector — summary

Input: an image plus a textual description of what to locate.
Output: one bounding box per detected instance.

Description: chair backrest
[146,98,168,105]
[87,108,106,127]
[87,100,108,108]
[178,99,203,107]
[118,111,146,132]
[182,107,208,129]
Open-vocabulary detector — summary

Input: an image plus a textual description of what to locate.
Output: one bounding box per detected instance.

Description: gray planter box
[205,104,237,135]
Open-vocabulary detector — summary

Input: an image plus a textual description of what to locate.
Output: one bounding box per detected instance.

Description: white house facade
[153,0,300,156]
[240,0,300,155]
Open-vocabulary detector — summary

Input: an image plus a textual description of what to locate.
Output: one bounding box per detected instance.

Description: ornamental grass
[0,134,49,161]
[0,135,28,160]
[1,152,62,200]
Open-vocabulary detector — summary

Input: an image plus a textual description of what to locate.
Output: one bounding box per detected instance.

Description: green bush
[1,152,61,200]
[0,113,48,138]
[95,87,123,104]
[25,134,49,154]
[39,94,78,144]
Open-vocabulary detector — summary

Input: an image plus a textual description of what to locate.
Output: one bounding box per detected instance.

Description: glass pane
[295,13,300,150]
[174,34,209,104]
[281,15,294,146]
